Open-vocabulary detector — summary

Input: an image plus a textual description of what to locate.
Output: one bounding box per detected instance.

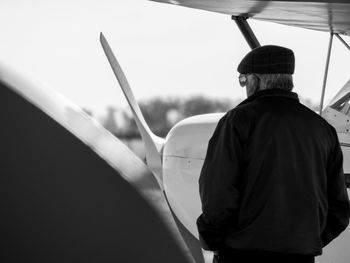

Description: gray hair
[255,74,294,91]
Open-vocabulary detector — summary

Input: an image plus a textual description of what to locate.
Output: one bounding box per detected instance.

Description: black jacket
[197,89,350,256]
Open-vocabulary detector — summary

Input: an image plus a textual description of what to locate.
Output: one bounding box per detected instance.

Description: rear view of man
[197,45,350,263]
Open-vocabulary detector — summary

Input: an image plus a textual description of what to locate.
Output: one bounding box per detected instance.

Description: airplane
[0,1,349,263]
[100,0,350,262]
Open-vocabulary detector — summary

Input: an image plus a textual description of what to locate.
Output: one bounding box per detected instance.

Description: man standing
[197,45,350,263]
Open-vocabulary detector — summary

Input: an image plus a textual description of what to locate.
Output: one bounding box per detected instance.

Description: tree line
[99,95,319,139]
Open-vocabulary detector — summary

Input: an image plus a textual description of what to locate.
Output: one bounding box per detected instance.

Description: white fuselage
[163,113,224,237]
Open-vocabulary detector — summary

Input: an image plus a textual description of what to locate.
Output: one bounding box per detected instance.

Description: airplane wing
[150,0,350,35]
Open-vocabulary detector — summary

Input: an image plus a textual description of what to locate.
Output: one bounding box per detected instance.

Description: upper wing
[150,0,350,35]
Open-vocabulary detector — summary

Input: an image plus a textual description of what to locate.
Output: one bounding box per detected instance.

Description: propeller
[100,33,164,190]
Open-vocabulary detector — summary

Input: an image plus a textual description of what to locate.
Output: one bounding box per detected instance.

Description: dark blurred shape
[300,98,319,112]
[103,106,119,133]
[0,81,190,263]
[180,96,233,117]
[139,97,181,137]
[82,108,93,116]
[102,107,140,139]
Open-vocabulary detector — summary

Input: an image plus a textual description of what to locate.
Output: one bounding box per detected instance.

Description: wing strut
[232,16,260,49]
[335,34,350,52]
[319,33,334,115]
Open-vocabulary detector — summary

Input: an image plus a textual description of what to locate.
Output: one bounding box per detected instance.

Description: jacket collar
[238,89,299,106]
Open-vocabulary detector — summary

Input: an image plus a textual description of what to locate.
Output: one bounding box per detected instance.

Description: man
[197,45,350,263]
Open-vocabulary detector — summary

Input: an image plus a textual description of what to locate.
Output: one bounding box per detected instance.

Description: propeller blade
[100,32,164,189]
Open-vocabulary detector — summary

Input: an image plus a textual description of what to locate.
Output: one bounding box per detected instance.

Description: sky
[1,0,350,119]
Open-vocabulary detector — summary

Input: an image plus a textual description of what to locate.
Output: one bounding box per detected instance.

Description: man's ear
[252,75,260,93]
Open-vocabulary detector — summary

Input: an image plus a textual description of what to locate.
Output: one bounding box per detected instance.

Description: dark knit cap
[237,45,295,74]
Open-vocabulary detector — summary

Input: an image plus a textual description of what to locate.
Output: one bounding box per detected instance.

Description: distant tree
[103,107,119,134]
[300,98,319,112]
[180,96,236,117]
[82,108,93,116]
[139,97,181,137]
[120,111,140,139]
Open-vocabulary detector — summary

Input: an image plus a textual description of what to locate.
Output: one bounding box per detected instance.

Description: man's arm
[197,112,244,251]
[322,128,350,247]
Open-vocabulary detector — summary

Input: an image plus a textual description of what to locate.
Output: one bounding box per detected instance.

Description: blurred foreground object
[0,66,191,263]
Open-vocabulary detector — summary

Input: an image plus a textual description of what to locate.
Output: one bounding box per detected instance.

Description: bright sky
[1,0,350,119]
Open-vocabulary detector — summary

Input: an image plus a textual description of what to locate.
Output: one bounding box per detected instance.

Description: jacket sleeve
[321,127,350,247]
[196,112,244,251]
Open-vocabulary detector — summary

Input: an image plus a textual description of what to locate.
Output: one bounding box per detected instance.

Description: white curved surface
[163,113,223,236]
[165,113,224,159]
